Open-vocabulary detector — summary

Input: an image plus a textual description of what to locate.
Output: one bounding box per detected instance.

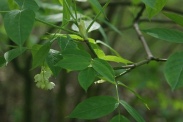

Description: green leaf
[69,96,118,119]
[32,42,51,69]
[146,0,167,18]
[92,58,115,83]
[0,56,6,67]
[120,100,145,122]
[58,35,78,51]
[78,68,96,92]
[100,55,132,64]
[88,0,104,15]
[164,52,183,90]
[141,0,156,8]
[62,0,72,26]
[46,49,62,76]
[110,114,130,122]
[143,28,183,43]
[4,9,35,46]
[163,12,183,27]
[56,49,91,70]
[4,47,26,64]
[0,0,9,11]
[15,0,39,12]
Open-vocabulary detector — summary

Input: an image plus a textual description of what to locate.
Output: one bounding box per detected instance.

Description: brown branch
[115,57,167,79]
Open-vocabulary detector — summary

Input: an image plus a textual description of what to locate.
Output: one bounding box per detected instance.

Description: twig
[115,58,167,79]
[84,39,98,58]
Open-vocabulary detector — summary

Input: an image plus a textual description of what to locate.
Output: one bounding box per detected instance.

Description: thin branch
[139,19,174,24]
[115,58,167,79]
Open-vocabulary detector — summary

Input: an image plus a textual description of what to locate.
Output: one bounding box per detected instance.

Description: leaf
[164,52,183,90]
[142,28,183,43]
[4,47,26,65]
[120,100,145,122]
[69,96,118,119]
[32,42,51,69]
[140,0,156,8]
[72,20,101,32]
[56,49,91,70]
[0,0,9,11]
[0,56,6,67]
[62,0,72,26]
[88,0,104,15]
[78,68,96,92]
[100,55,132,64]
[4,9,35,46]
[46,49,62,76]
[92,58,115,83]
[146,0,167,19]
[163,12,183,27]
[15,0,39,12]
[58,35,78,51]
[110,114,130,122]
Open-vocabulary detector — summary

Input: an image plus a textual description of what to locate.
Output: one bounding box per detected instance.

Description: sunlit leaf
[100,55,132,64]
[120,100,145,122]
[69,96,118,119]
[164,52,183,90]
[143,28,183,43]
[4,9,35,46]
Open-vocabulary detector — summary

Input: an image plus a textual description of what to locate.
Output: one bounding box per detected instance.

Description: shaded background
[1,0,183,122]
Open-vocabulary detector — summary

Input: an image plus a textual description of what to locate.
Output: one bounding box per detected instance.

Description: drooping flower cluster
[34,66,55,90]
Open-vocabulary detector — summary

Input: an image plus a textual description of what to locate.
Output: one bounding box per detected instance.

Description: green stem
[35,18,80,36]
[0,11,9,13]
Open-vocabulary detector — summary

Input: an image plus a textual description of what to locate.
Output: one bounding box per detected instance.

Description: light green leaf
[69,96,118,119]
[163,12,183,27]
[78,68,96,92]
[4,47,26,64]
[164,52,183,90]
[146,0,167,18]
[92,58,115,83]
[4,9,35,46]
[15,0,39,12]
[32,42,51,69]
[143,28,183,43]
[56,49,91,70]
[120,100,145,122]
[110,114,130,122]
[46,49,62,76]
[141,0,156,8]
[100,55,132,64]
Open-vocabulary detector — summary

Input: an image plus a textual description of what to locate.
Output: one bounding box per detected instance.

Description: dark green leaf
[92,58,115,83]
[58,35,78,51]
[0,56,6,67]
[88,0,104,15]
[143,28,183,43]
[110,114,130,122]
[163,12,183,27]
[78,68,96,92]
[69,96,118,119]
[15,0,39,12]
[120,100,145,122]
[46,49,62,76]
[164,52,183,90]
[0,0,9,11]
[4,9,35,46]
[32,42,51,69]
[62,0,72,26]
[4,47,26,64]
[56,49,91,70]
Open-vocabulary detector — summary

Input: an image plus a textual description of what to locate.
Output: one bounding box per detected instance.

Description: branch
[115,57,167,79]
[84,39,98,58]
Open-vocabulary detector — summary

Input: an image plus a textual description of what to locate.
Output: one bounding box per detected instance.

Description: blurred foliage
[0,0,183,122]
